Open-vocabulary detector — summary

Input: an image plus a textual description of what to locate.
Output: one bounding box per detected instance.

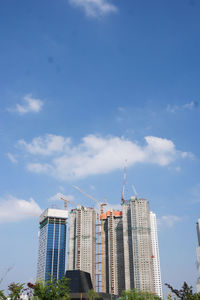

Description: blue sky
[0,0,200,297]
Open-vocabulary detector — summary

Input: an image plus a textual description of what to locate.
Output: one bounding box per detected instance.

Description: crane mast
[60,196,78,210]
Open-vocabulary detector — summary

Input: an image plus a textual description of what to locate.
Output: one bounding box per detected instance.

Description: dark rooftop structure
[65,270,119,300]
[65,270,93,293]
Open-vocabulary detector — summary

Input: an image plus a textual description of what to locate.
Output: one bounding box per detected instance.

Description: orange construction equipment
[60,196,78,210]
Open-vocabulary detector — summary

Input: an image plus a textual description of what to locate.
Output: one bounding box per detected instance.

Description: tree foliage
[28,277,70,300]
[165,282,200,300]
[0,277,70,300]
[0,282,25,300]
[121,289,161,300]
[87,289,99,300]
[0,290,7,300]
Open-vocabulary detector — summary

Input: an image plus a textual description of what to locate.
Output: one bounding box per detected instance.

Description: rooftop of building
[100,210,122,219]
[40,208,68,223]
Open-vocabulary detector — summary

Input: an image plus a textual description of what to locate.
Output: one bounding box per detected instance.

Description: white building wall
[37,225,48,281]
[67,211,76,270]
[80,208,96,289]
[150,211,163,298]
[122,198,154,293]
[68,207,96,290]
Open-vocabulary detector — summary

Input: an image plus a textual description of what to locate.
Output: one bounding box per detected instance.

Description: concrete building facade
[122,197,154,293]
[150,211,163,298]
[68,206,96,290]
[101,210,125,296]
[37,208,68,281]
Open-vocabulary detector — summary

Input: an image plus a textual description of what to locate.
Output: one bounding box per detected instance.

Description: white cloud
[182,101,198,110]
[144,136,176,166]
[175,166,181,172]
[90,185,96,191]
[68,0,117,17]
[157,215,181,228]
[117,106,126,112]
[166,101,198,114]
[18,134,71,156]
[181,151,194,159]
[27,163,52,173]
[0,196,42,223]
[7,153,18,164]
[18,134,192,181]
[9,94,44,115]
[166,104,179,114]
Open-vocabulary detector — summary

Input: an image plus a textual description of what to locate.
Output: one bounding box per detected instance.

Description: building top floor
[40,208,68,223]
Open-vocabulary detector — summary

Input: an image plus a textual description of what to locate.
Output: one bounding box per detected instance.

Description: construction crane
[72,185,107,293]
[132,184,138,199]
[60,196,78,210]
[72,185,100,205]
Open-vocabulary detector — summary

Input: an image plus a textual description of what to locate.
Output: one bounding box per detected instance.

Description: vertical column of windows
[52,223,59,279]
[45,222,54,281]
[59,224,66,279]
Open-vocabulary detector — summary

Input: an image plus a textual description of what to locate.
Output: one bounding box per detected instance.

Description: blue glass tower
[37,208,68,281]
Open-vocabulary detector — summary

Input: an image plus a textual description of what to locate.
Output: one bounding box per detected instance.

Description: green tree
[165,282,200,300]
[121,289,161,300]
[0,290,7,300]
[29,277,70,300]
[0,282,25,300]
[87,289,99,300]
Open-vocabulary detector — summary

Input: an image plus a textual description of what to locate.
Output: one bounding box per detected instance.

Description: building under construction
[67,196,162,297]
[101,210,125,296]
[68,206,96,290]
[122,197,155,293]
[150,211,163,298]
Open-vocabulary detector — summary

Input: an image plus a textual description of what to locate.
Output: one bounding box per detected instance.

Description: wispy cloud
[158,215,182,228]
[0,195,42,223]
[17,134,192,181]
[166,101,198,113]
[68,0,118,18]
[117,106,126,113]
[7,153,18,164]
[48,193,75,202]
[8,94,44,115]
[18,134,71,156]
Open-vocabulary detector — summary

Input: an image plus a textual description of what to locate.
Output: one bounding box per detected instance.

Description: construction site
[63,180,163,298]
[36,167,162,298]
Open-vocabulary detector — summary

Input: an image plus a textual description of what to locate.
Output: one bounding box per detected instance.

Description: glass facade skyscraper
[37,208,68,281]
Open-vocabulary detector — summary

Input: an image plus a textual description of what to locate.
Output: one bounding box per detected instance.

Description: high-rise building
[68,206,96,290]
[36,208,68,281]
[122,197,154,293]
[150,211,163,298]
[196,219,200,292]
[101,210,125,295]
